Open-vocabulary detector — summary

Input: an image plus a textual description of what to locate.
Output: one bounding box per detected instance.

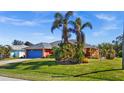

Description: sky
[0,11,123,45]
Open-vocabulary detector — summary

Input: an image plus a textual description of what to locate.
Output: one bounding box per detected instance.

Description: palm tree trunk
[63,26,69,44]
[76,31,82,46]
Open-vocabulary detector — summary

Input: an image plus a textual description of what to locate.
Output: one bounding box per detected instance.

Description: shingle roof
[26,43,52,49]
[51,40,98,49]
[84,44,98,49]
[26,40,98,49]
[11,45,28,50]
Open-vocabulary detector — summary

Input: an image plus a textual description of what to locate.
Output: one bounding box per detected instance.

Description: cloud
[0,16,38,26]
[93,23,119,37]
[0,16,53,26]
[95,14,116,21]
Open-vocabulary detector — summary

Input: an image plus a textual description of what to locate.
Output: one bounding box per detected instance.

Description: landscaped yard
[0,58,123,81]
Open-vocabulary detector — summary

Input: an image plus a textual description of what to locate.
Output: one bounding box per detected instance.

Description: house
[84,44,99,59]
[51,40,100,59]
[25,40,99,59]
[10,45,28,58]
[25,43,53,58]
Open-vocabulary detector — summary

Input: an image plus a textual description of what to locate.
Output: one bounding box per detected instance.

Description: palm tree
[51,11,73,44]
[69,17,92,46]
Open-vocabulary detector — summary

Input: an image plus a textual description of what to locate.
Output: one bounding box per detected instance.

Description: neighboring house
[84,44,99,59]
[25,43,53,58]
[10,45,28,58]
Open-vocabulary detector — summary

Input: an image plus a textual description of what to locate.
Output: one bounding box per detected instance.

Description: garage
[26,50,43,58]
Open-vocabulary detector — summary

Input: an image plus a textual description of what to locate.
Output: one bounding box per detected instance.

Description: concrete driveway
[0,59,31,65]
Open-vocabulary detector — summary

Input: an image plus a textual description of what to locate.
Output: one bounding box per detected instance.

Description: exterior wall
[10,50,26,58]
[26,49,53,58]
[84,48,99,59]
[43,49,53,57]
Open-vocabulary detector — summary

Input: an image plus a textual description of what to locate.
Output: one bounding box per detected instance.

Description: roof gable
[11,45,28,50]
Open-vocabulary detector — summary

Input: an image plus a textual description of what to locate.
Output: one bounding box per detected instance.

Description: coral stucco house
[25,43,53,58]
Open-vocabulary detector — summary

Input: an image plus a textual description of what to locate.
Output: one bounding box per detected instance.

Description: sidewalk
[0,76,27,81]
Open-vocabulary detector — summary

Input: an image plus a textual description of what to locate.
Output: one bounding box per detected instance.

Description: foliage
[46,54,55,58]
[51,12,92,64]
[112,34,122,57]
[98,43,115,59]
[24,41,34,46]
[12,40,24,45]
[118,50,122,57]
[69,17,92,46]
[53,43,85,64]
[12,40,33,46]
[0,45,11,59]
[81,57,89,63]
[51,11,73,44]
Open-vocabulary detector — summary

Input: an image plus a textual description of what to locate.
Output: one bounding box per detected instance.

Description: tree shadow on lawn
[51,68,122,79]
[73,68,122,77]
[0,61,58,70]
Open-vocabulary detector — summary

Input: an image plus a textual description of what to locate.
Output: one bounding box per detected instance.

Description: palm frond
[51,20,62,33]
[81,22,92,30]
[54,12,63,20]
[65,11,73,19]
[75,17,82,27]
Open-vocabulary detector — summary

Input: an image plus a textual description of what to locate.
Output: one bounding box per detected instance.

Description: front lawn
[0,58,123,81]
[0,58,17,61]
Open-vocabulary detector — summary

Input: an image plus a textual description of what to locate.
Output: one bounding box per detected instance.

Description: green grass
[0,58,17,61]
[0,58,123,81]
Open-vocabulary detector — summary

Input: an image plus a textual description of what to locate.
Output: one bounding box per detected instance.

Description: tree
[69,17,92,46]
[12,40,24,45]
[0,45,11,59]
[68,17,92,62]
[24,41,33,46]
[51,11,73,44]
[112,34,122,57]
[98,43,115,59]
[51,12,93,64]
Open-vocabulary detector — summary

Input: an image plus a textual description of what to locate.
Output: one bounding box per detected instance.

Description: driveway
[0,76,27,81]
[0,59,31,65]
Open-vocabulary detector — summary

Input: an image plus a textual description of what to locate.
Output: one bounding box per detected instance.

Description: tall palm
[51,11,73,44]
[69,17,92,46]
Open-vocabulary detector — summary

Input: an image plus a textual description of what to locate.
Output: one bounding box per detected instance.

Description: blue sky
[0,11,123,45]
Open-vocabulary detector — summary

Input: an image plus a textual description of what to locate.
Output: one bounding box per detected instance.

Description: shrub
[53,43,84,64]
[106,49,115,59]
[81,57,89,63]
[46,54,55,58]
[53,44,75,60]
[118,50,122,57]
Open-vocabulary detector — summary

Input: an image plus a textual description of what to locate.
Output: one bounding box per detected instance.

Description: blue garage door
[27,50,43,58]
